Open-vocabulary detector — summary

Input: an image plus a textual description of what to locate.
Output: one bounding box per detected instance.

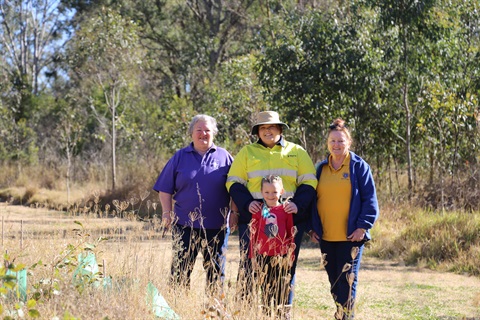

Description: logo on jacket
[342,173,349,179]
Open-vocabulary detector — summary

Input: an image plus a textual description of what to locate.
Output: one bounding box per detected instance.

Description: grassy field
[0,203,479,319]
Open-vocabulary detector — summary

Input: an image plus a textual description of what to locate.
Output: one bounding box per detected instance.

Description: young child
[249,175,296,317]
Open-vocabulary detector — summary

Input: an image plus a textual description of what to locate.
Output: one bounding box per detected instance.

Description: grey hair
[188,114,218,136]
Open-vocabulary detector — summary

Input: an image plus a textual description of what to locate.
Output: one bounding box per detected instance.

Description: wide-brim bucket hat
[251,111,289,135]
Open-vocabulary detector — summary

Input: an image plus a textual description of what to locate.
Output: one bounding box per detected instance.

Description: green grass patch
[403,283,437,290]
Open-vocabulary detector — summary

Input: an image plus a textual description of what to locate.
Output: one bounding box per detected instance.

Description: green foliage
[0,0,70,121]
[104,0,258,107]
[149,96,195,157]
[66,6,146,189]
[418,83,479,177]
[256,6,390,159]
[0,106,38,165]
[0,256,39,318]
[68,6,144,110]
[204,54,267,154]
[51,97,88,160]
[23,221,110,318]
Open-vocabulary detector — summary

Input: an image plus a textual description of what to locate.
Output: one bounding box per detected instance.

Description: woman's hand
[161,211,175,229]
[347,228,366,242]
[283,199,298,214]
[229,210,239,232]
[248,200,262,214]
[308,230,320,243]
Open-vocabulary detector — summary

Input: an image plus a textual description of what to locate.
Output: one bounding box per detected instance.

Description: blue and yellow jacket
[226,138,317,224]
[312,151,379,241]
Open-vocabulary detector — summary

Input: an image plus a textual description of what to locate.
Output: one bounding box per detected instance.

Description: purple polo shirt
[153,143,233,229]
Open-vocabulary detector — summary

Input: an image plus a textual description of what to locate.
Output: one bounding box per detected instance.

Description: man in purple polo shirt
[153,114,236,293]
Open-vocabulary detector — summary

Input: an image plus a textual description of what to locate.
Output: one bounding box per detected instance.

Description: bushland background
[0,0,479,319]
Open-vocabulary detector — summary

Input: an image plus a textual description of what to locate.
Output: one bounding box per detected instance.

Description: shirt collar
[256,135,286,148]
[187,142,217,153]
[328,152,351,170]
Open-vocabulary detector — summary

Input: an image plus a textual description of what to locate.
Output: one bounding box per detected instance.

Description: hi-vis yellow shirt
[317,153,352,241]
[226,141,317,199]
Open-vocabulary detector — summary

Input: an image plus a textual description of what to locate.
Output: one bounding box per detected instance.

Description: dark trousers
[255,255,291,310]
[319,240,365,314]
[170,224,227,292]
[238,221,306,304]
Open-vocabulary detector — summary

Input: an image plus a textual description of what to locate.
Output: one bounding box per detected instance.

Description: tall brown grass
[1,201,480,318]
[368,203,480,276]
[0,202,308,319]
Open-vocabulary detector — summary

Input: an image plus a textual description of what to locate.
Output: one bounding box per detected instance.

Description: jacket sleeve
[356,160,380,231]
[296,147,318,190]
[229,182,255,223]
[290,147,317,225]
[291,184,316,225]
[310,161,326,237]
[249,212,259,258]
[226,146,255,223]
[226,146,248,191]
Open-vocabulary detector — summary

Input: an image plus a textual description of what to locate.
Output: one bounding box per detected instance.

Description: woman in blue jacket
[311,118,379,320]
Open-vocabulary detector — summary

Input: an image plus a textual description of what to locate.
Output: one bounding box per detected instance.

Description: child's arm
[285,209,296,265]
[248,211,260,259]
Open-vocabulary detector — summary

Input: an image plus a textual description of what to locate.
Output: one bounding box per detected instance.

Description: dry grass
[368,202,480,276]
[1,203,480,319]
[0,186,99,209]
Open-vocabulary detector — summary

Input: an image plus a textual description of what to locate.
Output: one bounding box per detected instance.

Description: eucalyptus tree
[67,7,144,191]
[50,96,87,204]
[414,0,480,209]
[0,0,71,122]
[431,0,480,173]
[203,54,268,154]
[365,0,441,198]
[0,102,38,171]
[110,0,261,109]
[256,5,385,163]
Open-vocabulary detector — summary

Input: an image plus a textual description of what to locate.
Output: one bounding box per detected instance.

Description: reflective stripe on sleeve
[226,176,247,185]
[247,168,297,180]
[298,173,317,184]
[250,190,295,199]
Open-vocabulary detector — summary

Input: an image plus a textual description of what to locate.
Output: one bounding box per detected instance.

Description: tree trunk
[66,138,71,206]
[402,26,413,200]
[388,155,392,197]
[111,103,117,191]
